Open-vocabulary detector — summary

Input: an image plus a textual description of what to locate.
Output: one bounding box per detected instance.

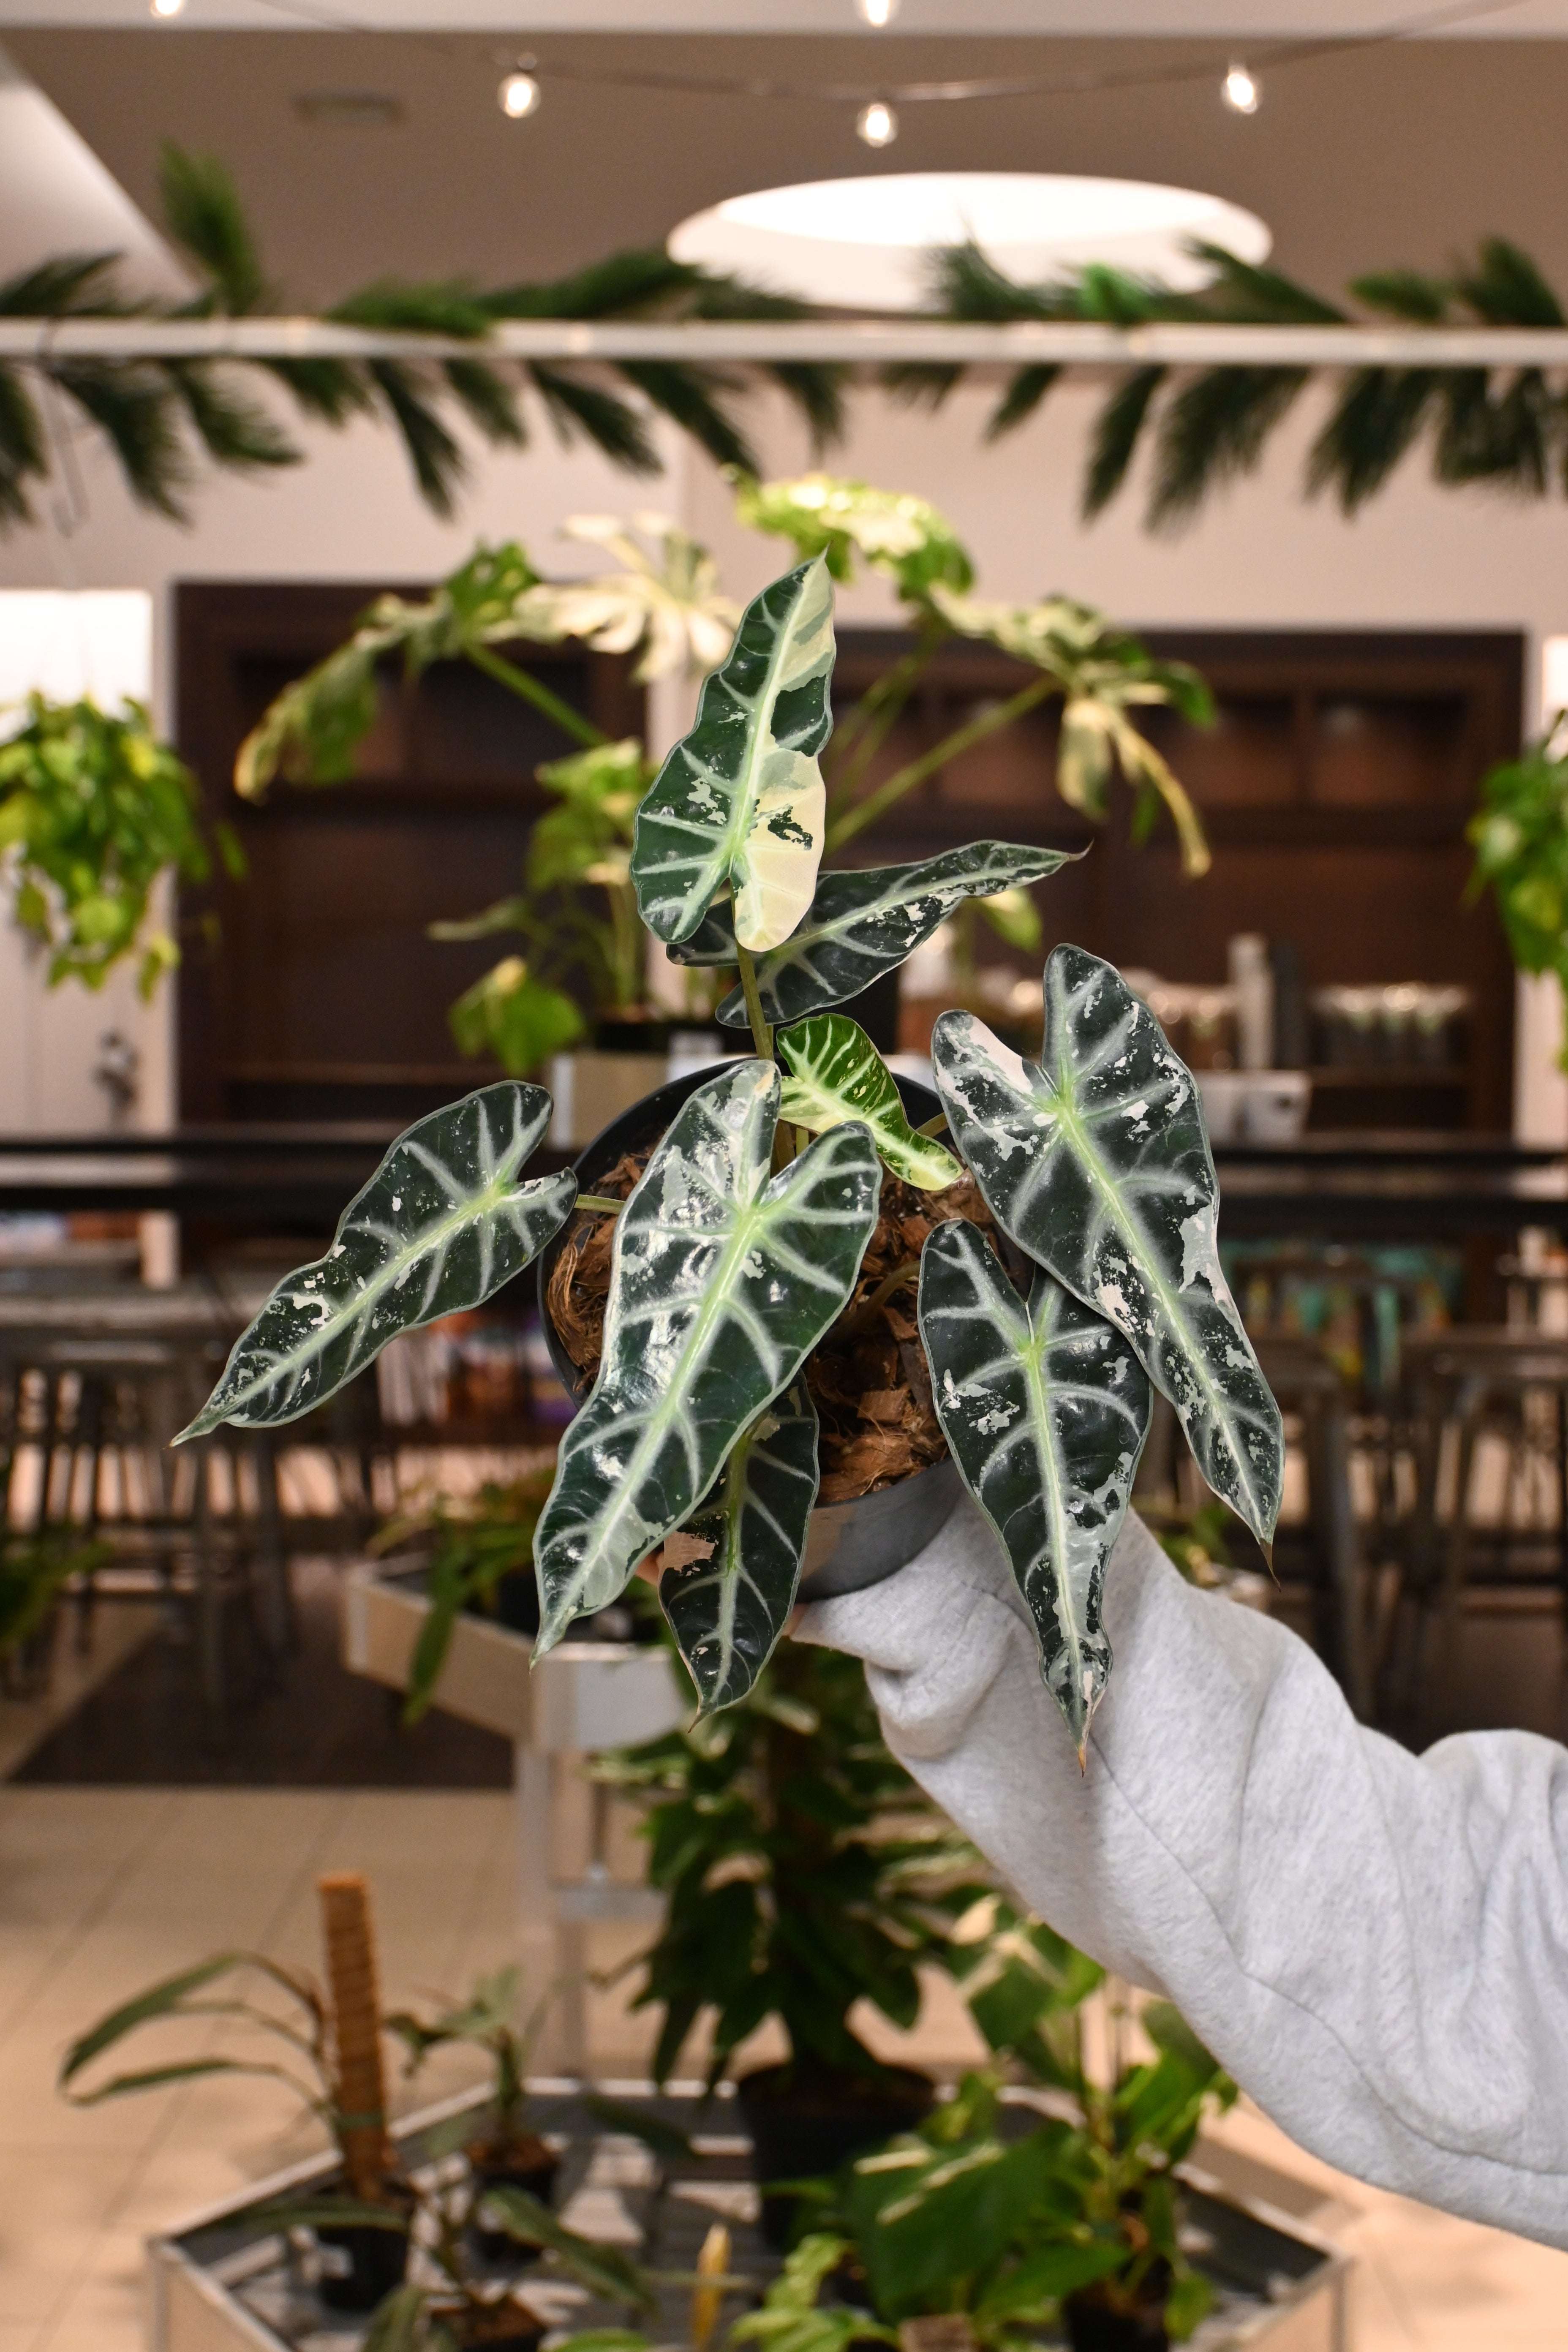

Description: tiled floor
[0,1781,1564,2352]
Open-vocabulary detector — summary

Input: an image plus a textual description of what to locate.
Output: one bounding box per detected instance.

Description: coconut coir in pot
[545,1141,1026,1504]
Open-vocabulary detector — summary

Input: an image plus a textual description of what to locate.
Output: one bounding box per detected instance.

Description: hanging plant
[0,693,241,995]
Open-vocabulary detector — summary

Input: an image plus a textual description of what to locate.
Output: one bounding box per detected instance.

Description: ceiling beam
[5,316,1568,365]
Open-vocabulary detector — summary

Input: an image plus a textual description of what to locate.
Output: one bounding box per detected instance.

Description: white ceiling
[5,0,1568,30]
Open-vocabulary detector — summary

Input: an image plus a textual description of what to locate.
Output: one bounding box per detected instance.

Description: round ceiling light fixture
[668,172,1270,312]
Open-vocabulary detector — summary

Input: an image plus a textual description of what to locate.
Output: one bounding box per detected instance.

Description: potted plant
[597,1634,985,2244]
[0,691,242,997]
[61,1873,416,2315]
[375,1468,555,1724]
[182,544,1282,1764]
[1468,717,1568,1064]
[386,1964,561,2262]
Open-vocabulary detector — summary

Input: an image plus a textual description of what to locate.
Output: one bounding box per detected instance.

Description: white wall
[5,377,1568,1132]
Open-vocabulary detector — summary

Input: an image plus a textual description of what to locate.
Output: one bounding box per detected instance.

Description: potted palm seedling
[182,544,1282,1770]
[597,1634,985,2245]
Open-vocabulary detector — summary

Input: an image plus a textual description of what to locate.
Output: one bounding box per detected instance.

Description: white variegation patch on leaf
[631,557,833,953]
[931,947,1283,1551]
[919,1220,1150,1756]
[532,1060,879,1652]
[178,1085,574,1439]
[669,843,1075,1029]
[660,1379,820,1712]
[779,1013,961,1190]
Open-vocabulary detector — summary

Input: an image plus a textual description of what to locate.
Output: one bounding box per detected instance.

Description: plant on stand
[1468,717,1568,1065]
[597,1636,987,2243]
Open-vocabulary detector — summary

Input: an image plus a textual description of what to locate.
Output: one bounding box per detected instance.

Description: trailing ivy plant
[0,694,240,996]
[184,552,1282,1761]
[1468,721,1568,1066]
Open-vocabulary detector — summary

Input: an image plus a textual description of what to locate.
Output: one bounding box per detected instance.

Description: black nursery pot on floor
[737,2063,936,2250]
[467,2140,561,2266]
[315,2202,413,2313]
[1064,2281,1171,2352]
[538,1065,966,1604]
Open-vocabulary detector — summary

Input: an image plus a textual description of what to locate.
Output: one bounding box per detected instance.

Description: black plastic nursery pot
[436,2295,547,2351]
[315,2187,414,2313]
[466,2137,561,2266]
[1063,2280,1171,2352]
[537,1064,965,1604]
[738,2062,936,2250]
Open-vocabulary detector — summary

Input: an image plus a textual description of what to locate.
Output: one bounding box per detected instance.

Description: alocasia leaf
[533,1061,879,1651]
[931,947,1283,1550]
[659,1379,820,1712]
[177,1084,574,1439]
[779,1014,962,1190]
[668,842,1074,1027]
[919,1220,1151,1755]
[631,555,833,953]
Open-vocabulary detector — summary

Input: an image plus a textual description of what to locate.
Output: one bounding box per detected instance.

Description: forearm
[797,1497,1568,2249]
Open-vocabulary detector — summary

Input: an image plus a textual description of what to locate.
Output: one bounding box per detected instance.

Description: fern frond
[1149,367,1307,531]
[366,361,464,514]
[165,361,298,470]
[616,359,753,472]
[157,144,270,313]
[443,358,525,446]
[1308,368,1438,511]
[51,363,191,519]
[528,365,660,472]
[1082,366,1165,517]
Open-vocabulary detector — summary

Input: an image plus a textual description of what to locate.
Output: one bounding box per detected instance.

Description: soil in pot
[737,2062,936,2250]
[1063,2276,1171,2352]
[315,2180,415,2313]
[546,1144,1028,1507]
[466,2132,561,2266]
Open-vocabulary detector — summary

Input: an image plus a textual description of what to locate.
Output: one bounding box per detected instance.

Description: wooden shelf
[1309,1066,1470,1087]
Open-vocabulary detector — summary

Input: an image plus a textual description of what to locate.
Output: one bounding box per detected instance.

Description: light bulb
[150,0,185,17]
[1222,62,1259,114]
[856,100,898,147]
[499,70,541,120]
[857,0,899,23]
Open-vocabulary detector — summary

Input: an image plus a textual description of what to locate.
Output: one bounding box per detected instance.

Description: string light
[150,0,186,17]
[857,0,900,23]
[856,100,898,147]
[499,69,541,119]
[1222,62,1260,113]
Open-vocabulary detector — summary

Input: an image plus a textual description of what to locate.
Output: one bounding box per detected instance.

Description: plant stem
[823,637,937,818]
[576,1194,623,1215]
[734,943,774,1061]
[825,671,1060,853]
[846,1258,921,1335]
[914,1111,949,1139]
[468,643,610,751]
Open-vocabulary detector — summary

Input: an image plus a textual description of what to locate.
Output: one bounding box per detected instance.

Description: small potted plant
[387,1964,562,2263]
[62,1873,416,2316]
[184,546,1283,1771]
[597,1635,985,2244]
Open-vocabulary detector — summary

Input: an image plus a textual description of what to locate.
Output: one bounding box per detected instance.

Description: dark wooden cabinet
[174,583,642,1125]
[834,626,1524,1130]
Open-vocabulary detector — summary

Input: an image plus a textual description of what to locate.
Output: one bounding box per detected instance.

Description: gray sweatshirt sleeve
[795,1495,1568,2250]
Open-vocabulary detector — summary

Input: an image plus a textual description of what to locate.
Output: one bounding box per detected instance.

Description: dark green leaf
[179,1084,574,1437]
[158,143,271,312]
[533,1060,879,1648]
[483,2187,656,2310]
[661,1379,819,1712]
[920,1221,1150,1752]
[931,948,1283,1550]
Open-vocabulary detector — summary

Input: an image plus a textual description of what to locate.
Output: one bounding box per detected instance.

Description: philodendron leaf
[660,1379,820,1712]
[669,843,1075,1028]
[533,1061,880,1650]
[919,1221,1151,1756]
[779,1014,961,1190]
[631,555,833,953]
[931,947,1283,1549]
[178,1085,575,1439]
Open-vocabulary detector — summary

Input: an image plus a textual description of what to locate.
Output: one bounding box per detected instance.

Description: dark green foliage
[1469,730,1568,1064]
[599,1640,985,2091]
[158,140,271,313]
[375,1471,553,1726]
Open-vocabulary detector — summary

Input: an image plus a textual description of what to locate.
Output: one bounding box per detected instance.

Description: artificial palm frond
[527,364,661,474]
[1456,237,1565,328]
[617,359,754,472]
[364,360,465,516]
[0,365,47,523]
[1149,365,1309,531]
[0,254,126,318]
[158,142,270,314]
[442,358,526,447]
[1309,367,1439,511]
[984,365,1059,441]
[1083,366,1165,517]
[261,356,372,427]
[486,248,699,320]
[52,362,191,520]
[166,361,299,471]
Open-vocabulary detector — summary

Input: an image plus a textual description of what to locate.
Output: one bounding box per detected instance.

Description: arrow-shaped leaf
[632,555,833,953]
[779,1014,961,1190]
[919,1220,1150,1755]
[931,947,1282,1549]
[660,1379,820,1712]
[669,843,1075,1028]
[533,1061,879,1650]
[178,1084,575,1438]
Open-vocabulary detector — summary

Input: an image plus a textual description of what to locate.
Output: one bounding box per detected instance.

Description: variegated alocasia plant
[185,555,1279,1757]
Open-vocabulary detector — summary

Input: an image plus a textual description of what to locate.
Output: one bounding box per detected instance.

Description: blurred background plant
[373,1467,554,1725]
[1468,718,1568,1066]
